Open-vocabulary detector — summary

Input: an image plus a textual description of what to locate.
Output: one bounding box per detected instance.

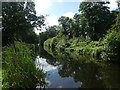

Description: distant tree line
[39,25,60,47]
[39,1,120,49]
[58,2,119,40]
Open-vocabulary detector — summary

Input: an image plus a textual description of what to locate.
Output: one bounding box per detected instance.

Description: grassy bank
[2,41,45,89]
[44,30,120,63]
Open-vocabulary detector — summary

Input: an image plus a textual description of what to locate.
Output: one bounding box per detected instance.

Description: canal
[36,49,120,88]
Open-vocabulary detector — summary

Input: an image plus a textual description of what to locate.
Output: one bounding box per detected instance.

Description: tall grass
[2,41,45,89]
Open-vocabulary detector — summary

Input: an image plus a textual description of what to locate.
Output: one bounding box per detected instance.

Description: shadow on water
[37,48,120,88]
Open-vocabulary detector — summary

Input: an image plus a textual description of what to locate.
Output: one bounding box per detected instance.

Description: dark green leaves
[2,2,45,46]
[79,2,112,40]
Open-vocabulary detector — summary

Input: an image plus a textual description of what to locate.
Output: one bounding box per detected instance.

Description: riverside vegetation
[44,29,120,62]
[2,1,120,89]
[44,2,120,63]
[2,2,46,89]
[2,41,45,88]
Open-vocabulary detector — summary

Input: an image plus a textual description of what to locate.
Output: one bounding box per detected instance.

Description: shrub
[103,30,120,61]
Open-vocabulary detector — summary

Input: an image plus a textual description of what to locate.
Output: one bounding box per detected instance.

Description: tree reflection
[40,49,120,88]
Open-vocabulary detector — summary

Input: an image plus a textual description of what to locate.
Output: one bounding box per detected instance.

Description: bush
[51,37,58,50]
[103,30,120,61]
[2,41,45,89]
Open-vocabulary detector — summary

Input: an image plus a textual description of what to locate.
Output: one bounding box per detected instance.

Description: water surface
[36,49,120,88]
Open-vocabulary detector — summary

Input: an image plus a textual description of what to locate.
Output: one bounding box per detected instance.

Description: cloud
[36,56,58,72]
[63,12,75,18]
[34,14,59,34]
[34,25,46,35]
[108,0,118,10]
[45,14,59,26]
[34,0,52,15]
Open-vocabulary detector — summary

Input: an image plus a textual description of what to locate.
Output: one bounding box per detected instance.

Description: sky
[34,0,118,34]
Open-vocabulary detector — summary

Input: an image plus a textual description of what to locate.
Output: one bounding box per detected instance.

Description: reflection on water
[35,56,58,72]
[35,56,80,88]
[36,49,120,88]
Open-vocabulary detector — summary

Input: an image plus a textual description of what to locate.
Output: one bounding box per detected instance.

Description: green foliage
[39,25,59,47]
[20,29,39,44]
[2,41,45,88]
[57,2,116,40]
[2,2,45,46]
[57,28,64,38]
[114,12,120,31]
[58,16,73,38]
[102,30,120,61]
[43,1,120,63]
[79,2,114,40]
[44,37,58,52]
[44,29,120,62]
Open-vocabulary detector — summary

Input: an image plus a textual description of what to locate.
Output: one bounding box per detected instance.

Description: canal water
[35,49,120,88]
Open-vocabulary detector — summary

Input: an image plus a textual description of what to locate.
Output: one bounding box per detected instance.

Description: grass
[2,41,45,89]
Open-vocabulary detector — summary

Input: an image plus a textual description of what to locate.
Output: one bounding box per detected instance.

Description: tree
[58,16,73,38]
[79,2,112,40]
[72,13,83,37]
[20,28,39,44]
[39,25,59,47]
[46,25,59,38]
[2,2,45,46]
